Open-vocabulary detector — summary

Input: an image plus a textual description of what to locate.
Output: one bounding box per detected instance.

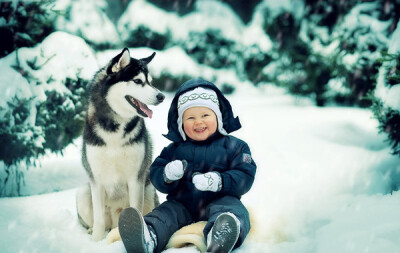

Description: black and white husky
[76,48,164,241]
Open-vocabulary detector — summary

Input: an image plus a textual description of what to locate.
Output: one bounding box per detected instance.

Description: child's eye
[202,114,210,118]
[186,117,194,120]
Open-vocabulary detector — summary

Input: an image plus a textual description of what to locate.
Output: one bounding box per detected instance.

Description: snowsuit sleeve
[219,140,256,197]
[149,144,181,194]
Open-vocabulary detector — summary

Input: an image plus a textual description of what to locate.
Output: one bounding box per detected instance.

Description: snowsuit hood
[164,78,241,142]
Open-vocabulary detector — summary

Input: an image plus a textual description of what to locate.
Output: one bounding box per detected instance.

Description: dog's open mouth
[125,95,153,118]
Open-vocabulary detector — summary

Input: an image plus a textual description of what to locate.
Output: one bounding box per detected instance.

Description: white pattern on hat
[177,87,227,141]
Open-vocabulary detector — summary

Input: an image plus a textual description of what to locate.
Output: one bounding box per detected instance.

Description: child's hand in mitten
[164,160,187,183]
[192,172,221,192]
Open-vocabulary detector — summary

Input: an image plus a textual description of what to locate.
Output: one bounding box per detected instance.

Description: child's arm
[218,140,257,197]
[149,144,183,194]
[190,139,256,197]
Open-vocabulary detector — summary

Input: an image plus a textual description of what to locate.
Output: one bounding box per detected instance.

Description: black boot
[118,207,156,253]
[206,212,240,253]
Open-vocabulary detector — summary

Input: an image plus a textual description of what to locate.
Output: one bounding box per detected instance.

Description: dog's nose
[157,93,165,102]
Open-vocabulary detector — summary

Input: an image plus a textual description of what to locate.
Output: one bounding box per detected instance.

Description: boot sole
[118,207,147,253]
[207,213,239,253]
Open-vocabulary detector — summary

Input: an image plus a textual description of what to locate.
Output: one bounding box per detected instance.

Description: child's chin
[191,134,208,141]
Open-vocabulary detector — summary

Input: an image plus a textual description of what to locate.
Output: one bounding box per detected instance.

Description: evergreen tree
[262,0,398,107]
[0,0,57,58]
[373,52,400,158]
[0,29,93,196]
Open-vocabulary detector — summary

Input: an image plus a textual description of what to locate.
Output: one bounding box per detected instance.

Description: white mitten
[164,160,187,183]
[192,172,222,192]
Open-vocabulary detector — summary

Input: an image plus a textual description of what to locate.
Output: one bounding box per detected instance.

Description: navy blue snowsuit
[144,78,257,252]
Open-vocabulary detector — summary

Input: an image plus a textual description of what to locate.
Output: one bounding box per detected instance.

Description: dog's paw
[92,229,106,241]
[106,227,121,244]
[87,227,93,235]
[92,233,105,241]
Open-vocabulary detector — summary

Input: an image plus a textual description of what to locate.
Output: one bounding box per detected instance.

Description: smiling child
[118,78,257,253]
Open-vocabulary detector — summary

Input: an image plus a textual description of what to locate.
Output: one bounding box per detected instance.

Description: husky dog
[76,48,164,241]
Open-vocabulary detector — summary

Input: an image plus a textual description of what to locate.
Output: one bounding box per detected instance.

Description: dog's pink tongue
[139,102,153,119]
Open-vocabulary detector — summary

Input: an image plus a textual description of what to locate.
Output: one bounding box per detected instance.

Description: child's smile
[194,127,206,133]
[183,107,218,141]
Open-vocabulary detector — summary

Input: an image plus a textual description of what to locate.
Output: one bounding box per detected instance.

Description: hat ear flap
[217,94,241,133]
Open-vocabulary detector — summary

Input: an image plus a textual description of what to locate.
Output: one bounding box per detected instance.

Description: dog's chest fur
[85,117,146,198]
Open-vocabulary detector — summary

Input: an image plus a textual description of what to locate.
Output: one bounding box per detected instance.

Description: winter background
[1,0,400,252]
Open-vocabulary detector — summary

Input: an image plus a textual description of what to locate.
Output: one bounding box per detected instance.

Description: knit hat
[177,87,227,141]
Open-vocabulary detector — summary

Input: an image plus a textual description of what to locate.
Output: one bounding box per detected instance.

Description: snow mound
[55,0,120,47]
[0,31,98,105]
[117,0,272,51]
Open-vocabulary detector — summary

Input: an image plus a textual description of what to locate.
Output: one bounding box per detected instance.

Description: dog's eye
[133,79,143,84]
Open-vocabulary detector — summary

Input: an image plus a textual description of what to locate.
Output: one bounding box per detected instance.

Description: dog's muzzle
[156,93,165,103]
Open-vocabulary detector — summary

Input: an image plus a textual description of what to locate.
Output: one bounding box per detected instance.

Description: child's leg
[204,196,250,251]
[144,200,193,253]
[119,207,155,253]
[119,200,193,253]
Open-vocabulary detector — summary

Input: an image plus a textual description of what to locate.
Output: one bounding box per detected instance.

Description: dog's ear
[140,52,156,65]
[111,48,131,73]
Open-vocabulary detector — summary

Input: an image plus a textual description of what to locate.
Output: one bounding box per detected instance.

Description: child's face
[183,107,218,141]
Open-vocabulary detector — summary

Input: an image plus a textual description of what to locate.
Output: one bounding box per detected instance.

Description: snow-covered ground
[1,87,399,253]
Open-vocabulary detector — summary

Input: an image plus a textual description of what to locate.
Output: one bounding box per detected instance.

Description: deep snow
[1,88,400,253]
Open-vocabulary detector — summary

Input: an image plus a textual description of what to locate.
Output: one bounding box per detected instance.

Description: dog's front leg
[91,182,106,241]
[128,180,144,212]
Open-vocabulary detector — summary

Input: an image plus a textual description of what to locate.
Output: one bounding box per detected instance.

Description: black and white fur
[76,48,164,241]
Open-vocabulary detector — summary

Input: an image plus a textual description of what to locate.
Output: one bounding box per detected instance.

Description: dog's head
[102,48,164,119]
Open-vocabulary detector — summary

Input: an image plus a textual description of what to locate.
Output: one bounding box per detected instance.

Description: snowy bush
[0,0,57,58]
[180,30,271,84]
[220,0,262,24]
[117,0,272,87]
[54,0,120,50]
[264,11,300,52]
[261,5,333,106]
[152,71,235,94]
[303,0,358,31]
[263,8,333,106]
[0,97,43,167]
[154,72,193,92]
[373,101,400,158]
[373,17,400,159]
[180,29,237,69]
[124,25,171,50]
[372,51,400,156]
[333,2,393,107]
[117,0,174,49]
[242,45,272,84]
[373,25,400,160]
[0,32,97,196]
[147,0,262,24]
[262,0,398,107]
[35,77,88,152]
[220,83,236,94]
[147,0,195,16]
[0,74,88,167]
